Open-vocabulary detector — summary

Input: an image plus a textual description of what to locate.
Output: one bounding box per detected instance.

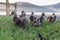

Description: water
[0,11,6,15]
[0,11,60,20]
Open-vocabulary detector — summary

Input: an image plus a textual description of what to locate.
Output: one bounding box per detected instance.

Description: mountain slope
[16,2,60,12]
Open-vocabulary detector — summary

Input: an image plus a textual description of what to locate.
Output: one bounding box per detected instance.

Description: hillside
[16,2,60,12]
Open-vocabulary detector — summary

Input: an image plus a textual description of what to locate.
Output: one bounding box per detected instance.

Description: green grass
[0,16,60,40]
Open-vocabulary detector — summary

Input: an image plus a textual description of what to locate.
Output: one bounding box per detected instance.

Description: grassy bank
[0,16,60,40]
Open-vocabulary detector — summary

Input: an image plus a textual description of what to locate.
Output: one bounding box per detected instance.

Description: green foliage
[0,16,60,40]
